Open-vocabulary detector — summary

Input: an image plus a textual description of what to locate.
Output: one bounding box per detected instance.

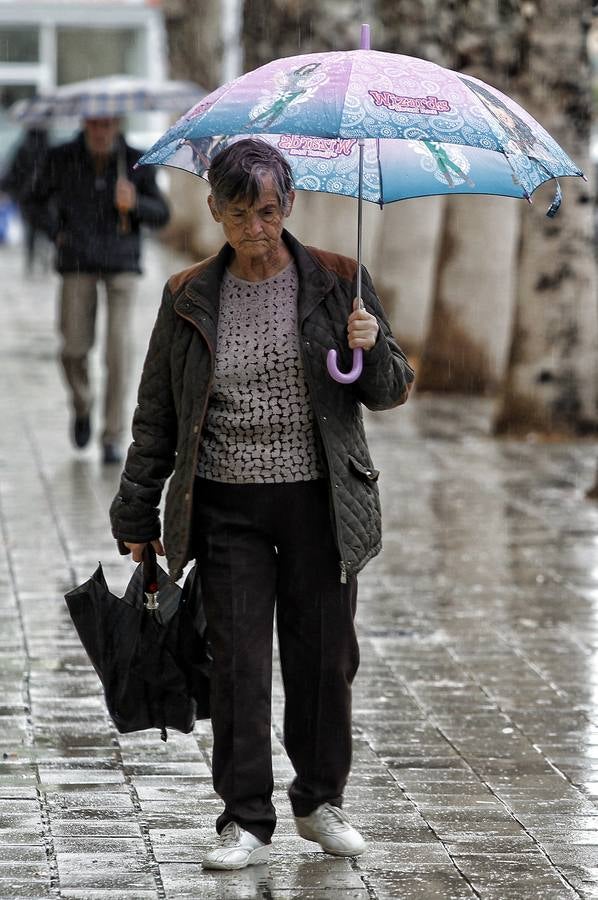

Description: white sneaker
[295,803,366,856]
[201,821,270,870]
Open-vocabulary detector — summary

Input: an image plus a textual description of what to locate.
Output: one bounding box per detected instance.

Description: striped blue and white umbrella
[10,76,205,123]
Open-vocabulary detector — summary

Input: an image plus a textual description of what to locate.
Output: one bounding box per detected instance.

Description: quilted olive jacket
[110,230,414,582]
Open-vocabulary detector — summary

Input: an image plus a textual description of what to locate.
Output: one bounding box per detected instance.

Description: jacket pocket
[348,454,380,483]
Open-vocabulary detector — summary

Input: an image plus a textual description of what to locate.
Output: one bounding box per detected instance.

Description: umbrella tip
[360,23,371,50]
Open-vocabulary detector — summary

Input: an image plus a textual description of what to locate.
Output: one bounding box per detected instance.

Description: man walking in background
[32,116,170,464]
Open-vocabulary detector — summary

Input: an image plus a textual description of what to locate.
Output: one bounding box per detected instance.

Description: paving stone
[0,786,40,800]
[271,853,366,886]
[356,842,454,872]
[37,769,125,786]
[268,893,369,899]
[0,829,44,846]
[453,851,578,896]
[51,820,142,839]
[56,851,156,890]
[45,792,136,815]
[148,826,218,862]
[555,864,598,897]
[158,862,271,899]
[53,837,147,854]
[139,800,222,829]
[0,843,47,864]
[0,883,52,900]
[354,815,436,842]
[368,869,478,899]
[60,892,157,899]
[0,862,51,878]
[39,782,131,795]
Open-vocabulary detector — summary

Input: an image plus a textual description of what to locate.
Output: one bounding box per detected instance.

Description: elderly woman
[110,139,414,870]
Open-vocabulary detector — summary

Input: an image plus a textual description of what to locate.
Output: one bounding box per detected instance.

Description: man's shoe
[102,443,123,465]
[73,415,91,449]
[201,822,270,870]
[295,803,366,857]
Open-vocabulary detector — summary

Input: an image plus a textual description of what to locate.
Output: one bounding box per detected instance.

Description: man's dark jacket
[31,131,169,273]
[110,230,415,582]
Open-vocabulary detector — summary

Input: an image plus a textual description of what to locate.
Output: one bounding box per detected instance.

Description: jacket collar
[182,240,232,321]
[282,230,335,324]
[179,229,335,326]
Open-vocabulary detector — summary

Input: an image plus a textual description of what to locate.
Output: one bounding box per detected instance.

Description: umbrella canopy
[64,548,210,740]
[139,49,582,211]
[11,75,205,123]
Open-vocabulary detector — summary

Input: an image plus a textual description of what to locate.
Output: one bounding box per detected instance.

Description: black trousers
[193,478,359,844]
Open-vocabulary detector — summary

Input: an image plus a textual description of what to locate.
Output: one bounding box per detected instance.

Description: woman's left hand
[347,298,379,350]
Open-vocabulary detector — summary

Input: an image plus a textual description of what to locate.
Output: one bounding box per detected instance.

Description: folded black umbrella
[64,545,210,741]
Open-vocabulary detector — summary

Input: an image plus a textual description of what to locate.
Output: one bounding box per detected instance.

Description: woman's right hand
[124,539,165,563]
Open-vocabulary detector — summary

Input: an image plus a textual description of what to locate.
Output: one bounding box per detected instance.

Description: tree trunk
[416,1,523,393]
[417,196,520,392]
[494,2,597,435]
[161,0,229,258]
[243,0,365,68]
[376,0,454,66]
[162,0,223,90]
[373,1,453,346]
[374,196,446,358]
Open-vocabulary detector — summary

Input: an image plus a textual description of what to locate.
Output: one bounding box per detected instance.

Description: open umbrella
[137,24,584,383]
[11,75,205,124]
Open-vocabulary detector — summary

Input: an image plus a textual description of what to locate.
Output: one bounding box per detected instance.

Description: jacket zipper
[175,310,215,571]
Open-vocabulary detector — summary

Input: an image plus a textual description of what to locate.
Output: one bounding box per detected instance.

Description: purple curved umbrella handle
[326,347,363,384]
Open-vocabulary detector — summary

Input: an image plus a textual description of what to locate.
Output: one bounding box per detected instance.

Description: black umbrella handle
[143,543,159,610]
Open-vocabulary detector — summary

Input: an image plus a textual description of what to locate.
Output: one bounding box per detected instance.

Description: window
[56,28,144,85]
[0,27,39,64]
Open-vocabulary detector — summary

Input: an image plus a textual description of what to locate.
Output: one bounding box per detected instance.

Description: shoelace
[320,804,350,833]
[220,822,242,846]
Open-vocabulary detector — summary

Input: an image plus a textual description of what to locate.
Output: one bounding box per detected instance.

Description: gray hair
[207,139,294,214]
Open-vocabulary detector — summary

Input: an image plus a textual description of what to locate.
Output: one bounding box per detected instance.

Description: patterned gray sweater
[196,261,325,483]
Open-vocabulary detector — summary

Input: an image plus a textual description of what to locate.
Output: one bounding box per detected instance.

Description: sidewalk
[1,238,598,899]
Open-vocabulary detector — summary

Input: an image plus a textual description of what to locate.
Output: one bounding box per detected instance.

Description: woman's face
[208,174,294,264]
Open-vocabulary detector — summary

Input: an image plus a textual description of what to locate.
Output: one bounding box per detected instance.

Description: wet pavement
[1,238,598,899]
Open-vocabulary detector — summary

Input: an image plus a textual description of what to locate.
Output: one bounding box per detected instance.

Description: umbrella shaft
[357,139,364,309]
[356,21,369,311]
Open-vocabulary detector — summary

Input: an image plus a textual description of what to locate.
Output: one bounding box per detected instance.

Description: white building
[0,0,167,157]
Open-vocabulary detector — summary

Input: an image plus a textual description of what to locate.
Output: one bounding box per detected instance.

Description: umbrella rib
[457,74,511,153]
[526,155,563,217]
[337,52,385,204]
[450,74,579,215]
[494,145,532,203]
[376,138,384,208]
[338,51,358,136]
